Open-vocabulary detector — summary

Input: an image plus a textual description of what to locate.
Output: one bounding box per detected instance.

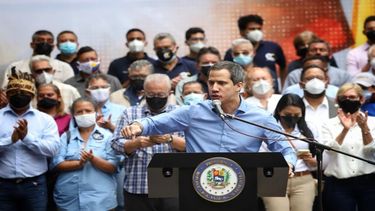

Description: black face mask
[146,96,168,111]
[366,30,375,42]
[37,98,59,109]
[280,116,302,129]
[9,94,32,109]
[296,47,308,58]
[200,65,213,77]
[130,78,145,92]
[34,42,53,56]
[156,48,175,63]
[338,99,361,114]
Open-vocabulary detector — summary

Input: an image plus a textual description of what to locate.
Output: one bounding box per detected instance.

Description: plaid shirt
[111,104,184,194]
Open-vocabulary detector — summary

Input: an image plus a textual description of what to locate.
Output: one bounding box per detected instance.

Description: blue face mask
[59,41,77,55]
[183,93,205,105]
[363,90,373,101]
[233,54,253,66]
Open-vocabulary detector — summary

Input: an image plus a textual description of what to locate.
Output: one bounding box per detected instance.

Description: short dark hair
[364,15,375,29]
[185,27,205,40]
[57,30,78,42]
[210,61,244,84]
[237,14,263,31]
[77,46,96,59]
[126,28,145,39]
[86,73,109,88]
[70,97,97,116]
[182,81,204,94]
[197,46,221,63]
[302,55,329,65]
[32,30,54,42]
[300,64,327,81]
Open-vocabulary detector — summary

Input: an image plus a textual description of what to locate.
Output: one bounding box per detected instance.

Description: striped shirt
[111,104,184,194]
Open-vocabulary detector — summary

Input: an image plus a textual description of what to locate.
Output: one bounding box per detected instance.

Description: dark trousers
[0,174,47,211]
[323,173,375,211]
[124,191,178,211]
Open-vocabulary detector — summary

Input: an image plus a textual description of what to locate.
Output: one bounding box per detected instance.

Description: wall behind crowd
[0,0,374,84]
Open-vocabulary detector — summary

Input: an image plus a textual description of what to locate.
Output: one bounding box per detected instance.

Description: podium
[148,152,288,211]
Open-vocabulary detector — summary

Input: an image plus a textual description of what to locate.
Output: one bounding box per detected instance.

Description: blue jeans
[323,173,375,211]
[0,174,47,211]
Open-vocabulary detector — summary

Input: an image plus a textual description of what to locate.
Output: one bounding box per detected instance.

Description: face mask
[304,78,326,95]
[59,41,77,55]
[78,61,100,74]
[233,54,253,66]
[183,93,205,105]
[280,116,301,129]
[200,64,214,77]
[35,71,54,85]
[246,30,263,42]
[34,42,53,56]
[366,30,375,42]
[370,58,375,69]
[252,79,272,95]
[296,47,308,58]
[189,42,205,53]
[363,90,373,101]
[130,78,145,92]
[74,113,96,128]
[338,99,361,114]
[37,98,59,109]
[89,87,110,103]
[128,40,145,53]
[146,96,168,110]
[156,48,176,64]
[9,94,32,109]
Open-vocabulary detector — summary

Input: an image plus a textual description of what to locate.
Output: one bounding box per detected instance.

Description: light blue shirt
[0,105,60,178]
[283,84,339,99]
[139,99,297,166]
[101,100,126,125]
[52,125,119,211]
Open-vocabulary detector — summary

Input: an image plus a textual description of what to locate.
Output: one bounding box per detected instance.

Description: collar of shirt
[125,52,150,62]
[144,104,174,116]
[3,104,36,117]
[155,57,183,69]
[71,124,104,142]
[303,96,329,110]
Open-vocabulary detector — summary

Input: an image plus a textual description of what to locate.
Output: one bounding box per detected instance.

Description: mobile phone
[297,149,310,156]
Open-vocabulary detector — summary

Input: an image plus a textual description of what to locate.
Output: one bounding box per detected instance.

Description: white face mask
[246,30,263,42]
[35,71,54,84]
[74,112,96,128]
[189,42,205,53]
[304,78,326,94]
[128,39,145,53]
[370,58,375,69]
[252,79,272,95]
[78,61,100,74]
[89,87,110,103]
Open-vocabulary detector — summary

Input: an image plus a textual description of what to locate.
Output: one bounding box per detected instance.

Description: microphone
[212,100,225,118]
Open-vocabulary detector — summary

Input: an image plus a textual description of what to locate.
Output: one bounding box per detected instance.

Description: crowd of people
[0,13,375,211]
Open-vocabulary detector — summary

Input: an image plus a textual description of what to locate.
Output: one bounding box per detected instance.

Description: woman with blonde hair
[321,83,375,211]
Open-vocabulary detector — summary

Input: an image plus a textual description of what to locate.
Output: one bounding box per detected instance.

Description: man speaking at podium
[117,61,297,168]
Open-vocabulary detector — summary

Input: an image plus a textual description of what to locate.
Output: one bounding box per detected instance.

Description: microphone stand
[221,112,375,211]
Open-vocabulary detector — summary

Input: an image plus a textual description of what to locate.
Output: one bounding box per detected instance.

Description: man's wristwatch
[167,134,173,143]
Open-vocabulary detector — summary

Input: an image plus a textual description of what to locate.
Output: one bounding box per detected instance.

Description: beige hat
[353,72,375,87]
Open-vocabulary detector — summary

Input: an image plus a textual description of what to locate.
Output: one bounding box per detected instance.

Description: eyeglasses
[88,85,110,90]
[144,92,169,98]
[34,68,53,74]
[338,95,360,101]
